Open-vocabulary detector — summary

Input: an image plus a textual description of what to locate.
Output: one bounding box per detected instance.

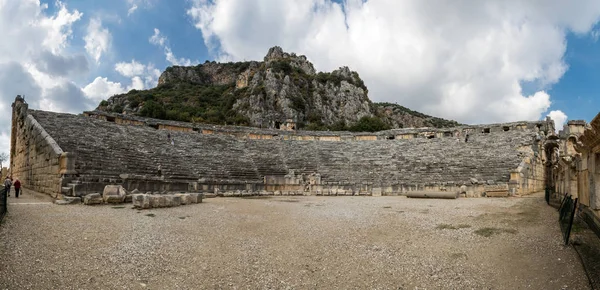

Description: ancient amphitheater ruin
[6,94,600,288]
[10,95,556,200]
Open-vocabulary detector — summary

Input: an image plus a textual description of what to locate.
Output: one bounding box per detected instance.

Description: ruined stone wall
[510,152,546,196]
[10,100,67,196]
[570,114,600,237]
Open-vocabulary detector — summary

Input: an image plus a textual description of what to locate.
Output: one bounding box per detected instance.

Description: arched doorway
[544,137,560,201]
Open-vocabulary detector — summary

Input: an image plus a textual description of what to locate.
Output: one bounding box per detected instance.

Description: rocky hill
[97,46,460,131]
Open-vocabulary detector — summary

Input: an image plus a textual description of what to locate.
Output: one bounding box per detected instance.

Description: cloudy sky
[1,0,600,162]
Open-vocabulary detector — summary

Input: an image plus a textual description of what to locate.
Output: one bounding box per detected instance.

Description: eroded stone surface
[102,185,127,203]
[132,193,201,209]
[83,193,103,205]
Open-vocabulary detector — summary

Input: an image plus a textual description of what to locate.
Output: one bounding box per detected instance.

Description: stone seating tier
[30,110,535,191]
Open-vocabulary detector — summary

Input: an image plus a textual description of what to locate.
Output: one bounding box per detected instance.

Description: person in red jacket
[14,178,21,198]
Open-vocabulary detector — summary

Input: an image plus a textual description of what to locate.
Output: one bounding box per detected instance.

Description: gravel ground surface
[0,189,591,289]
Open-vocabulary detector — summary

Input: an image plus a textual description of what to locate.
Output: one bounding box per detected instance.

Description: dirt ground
[0,189,591,289]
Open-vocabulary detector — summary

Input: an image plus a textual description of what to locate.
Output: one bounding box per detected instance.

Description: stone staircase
[30,110,536,193]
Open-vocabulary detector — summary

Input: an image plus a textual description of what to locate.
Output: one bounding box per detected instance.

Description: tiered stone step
[30,110,536,190]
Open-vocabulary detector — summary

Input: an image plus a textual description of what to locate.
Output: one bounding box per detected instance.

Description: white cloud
[127,4,138,16]
[149,28,166,46]
[126,0,154,16]
[114,60,161,89]
[149,28,196,66]
[164,47,194,66]
[547,110,568,133]
[115,60,146,77]
[187,0,600,124]
[592,29,600,42]
[0,0,87,160]
[82,76,126,102]
[38,1,83,53]
[83,59,161,103]
[128,76,145,91]
[84,18,111,63]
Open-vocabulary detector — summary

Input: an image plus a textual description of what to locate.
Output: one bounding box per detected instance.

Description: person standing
[13,178,21,198]
[3,176,11,197]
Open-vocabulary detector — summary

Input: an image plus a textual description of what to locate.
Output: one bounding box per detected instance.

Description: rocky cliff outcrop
[98,46,459,131]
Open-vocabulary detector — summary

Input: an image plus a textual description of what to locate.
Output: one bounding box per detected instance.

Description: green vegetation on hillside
[117,82,250,125]
[374,102,461,128]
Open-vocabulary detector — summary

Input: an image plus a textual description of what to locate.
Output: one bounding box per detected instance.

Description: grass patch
[570,222,586,233]
[111,206,126,209]
[179,217,186,220]
[383,206,392,209]
[474,227,517,237]
[436,224,472,230]
[145,213,156,217]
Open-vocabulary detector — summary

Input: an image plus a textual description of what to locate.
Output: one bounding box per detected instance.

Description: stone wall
[552,114,600,238]
[9,97,75,196]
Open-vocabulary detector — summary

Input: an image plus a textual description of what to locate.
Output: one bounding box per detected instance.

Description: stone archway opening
[544,139,560,199]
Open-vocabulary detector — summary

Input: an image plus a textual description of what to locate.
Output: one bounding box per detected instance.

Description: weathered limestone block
[103,185,127,203]
[149,195,163,208]
[84,193,103,205]
[171,195,182,207]
[186,193,199,203]
[132,194,150,209]
[175,193,191,205]
[484,184,509,197]
[55,196,81,205]
[164,195,174,207]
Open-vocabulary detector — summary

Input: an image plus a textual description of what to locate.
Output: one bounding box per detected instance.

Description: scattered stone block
[56,196,81,205]
[187,193,200,203]
[61,187,72,196]
[102,185,127,203]
[164,195,174,207]
[132,194,150,209]
[63,196,81,204]
[149,195,162,208]
[124,194,133,203]
[171,195,182,207]
[176,193,190,205]
[84,193,103,205]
